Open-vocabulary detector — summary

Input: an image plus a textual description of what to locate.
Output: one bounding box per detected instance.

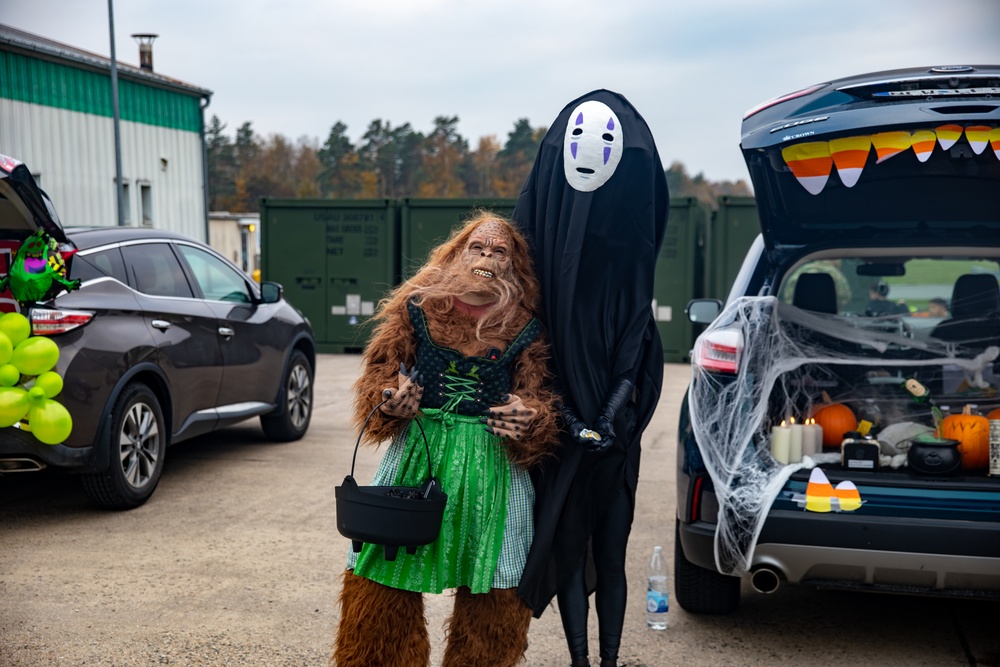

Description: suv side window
[175,244,252,304]
[70,247,128,284]
[122,242,194,298]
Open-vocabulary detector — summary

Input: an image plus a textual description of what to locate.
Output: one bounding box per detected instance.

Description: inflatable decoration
[0,229,81,307]
[0,313,73,445]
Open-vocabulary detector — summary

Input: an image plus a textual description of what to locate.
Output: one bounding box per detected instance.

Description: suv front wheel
[81,382,166,510]
[261,349,313,442]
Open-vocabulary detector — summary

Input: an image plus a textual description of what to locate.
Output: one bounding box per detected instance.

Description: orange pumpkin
[939,404,990,470]
[987,407,1000,421]
[812,393,858,448]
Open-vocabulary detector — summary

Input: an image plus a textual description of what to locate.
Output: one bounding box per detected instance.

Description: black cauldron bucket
[336,401,446,561]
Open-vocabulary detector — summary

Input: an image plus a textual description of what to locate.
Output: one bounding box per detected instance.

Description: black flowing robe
[513,89,668,617]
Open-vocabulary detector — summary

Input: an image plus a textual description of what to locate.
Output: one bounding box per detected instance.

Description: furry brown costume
[331,213,558,667]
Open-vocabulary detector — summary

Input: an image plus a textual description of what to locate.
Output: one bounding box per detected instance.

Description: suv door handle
[151,320,171,331]
[218,327,235,338]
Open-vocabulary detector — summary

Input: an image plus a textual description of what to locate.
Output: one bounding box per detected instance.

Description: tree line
[205,115,751,213]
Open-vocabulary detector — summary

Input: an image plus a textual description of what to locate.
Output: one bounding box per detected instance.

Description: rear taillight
[693,327,743,374]
[29,308,94,335]
[742,83,826,119]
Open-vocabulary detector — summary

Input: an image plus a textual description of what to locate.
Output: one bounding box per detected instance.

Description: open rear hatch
[740,65,1000,250]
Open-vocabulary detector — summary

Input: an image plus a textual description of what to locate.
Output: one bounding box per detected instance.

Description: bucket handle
[349,398,434,497]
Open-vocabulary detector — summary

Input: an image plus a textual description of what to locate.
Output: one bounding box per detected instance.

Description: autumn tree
[417,116,468,197]
[358,120,424,198]
[205,115,238,210]
[493,118,542,196]
[317,121,362,198]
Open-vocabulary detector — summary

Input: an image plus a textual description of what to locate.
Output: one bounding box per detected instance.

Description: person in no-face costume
[513,90,668,667]
[331,213,560,667]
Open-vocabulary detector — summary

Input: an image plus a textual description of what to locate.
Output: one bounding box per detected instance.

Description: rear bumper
[0,428,94,471]
[678,509,1000,597]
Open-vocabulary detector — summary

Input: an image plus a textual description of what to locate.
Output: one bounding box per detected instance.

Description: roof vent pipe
[131,33,158,71]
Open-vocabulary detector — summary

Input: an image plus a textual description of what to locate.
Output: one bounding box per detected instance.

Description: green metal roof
[0,24,211,133]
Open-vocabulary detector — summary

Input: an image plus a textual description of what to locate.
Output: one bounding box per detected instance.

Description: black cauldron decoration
[907,435,962,475]
[336,401,447,561]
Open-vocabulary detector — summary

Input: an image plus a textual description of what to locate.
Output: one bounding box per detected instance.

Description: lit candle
[803,418,822,456]
[788,417,803,463]
[771,420,790,465]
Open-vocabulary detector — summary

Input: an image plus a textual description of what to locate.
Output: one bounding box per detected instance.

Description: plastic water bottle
[646,545,668,630]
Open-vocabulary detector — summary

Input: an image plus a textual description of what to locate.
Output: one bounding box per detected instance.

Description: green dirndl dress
[348,302,542,594]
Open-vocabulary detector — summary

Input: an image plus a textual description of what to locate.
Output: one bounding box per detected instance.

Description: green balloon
[0,363,20,387]
[34,371,64,398]
[11,336,59,376]
[28,397,73,445]
[0,386,29,427]
[0,312,30,347]
[0,330,12,366]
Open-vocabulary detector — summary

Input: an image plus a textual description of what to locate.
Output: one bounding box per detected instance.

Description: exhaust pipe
[750,566,782,594]
[0,458,46,473]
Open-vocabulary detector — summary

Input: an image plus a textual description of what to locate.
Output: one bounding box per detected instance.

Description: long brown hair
[374,211,540,342]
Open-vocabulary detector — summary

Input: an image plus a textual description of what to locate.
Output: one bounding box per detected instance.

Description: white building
[0,24,213,241]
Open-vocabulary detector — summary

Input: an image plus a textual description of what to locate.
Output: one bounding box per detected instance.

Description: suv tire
[81,382,166,510]
[674,519,741,614]
[261,350,313,442]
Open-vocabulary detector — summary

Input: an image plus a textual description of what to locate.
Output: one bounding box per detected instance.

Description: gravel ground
[2,355,998,667]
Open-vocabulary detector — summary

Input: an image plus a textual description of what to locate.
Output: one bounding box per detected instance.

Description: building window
[120,181,132,225]
[140,183,153,227]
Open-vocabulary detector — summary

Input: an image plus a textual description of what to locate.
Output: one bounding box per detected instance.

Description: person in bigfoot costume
[332,213,560,667]
[513,90,668,667]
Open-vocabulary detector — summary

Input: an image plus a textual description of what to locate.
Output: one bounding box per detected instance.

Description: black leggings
[556,486,635,662]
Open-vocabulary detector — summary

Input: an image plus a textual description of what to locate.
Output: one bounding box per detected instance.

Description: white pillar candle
[788,418,803,463]
[771,421,790,465]
[803,419,822,456]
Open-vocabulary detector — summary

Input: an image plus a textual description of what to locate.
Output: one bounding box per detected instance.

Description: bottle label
[646,591,668,613]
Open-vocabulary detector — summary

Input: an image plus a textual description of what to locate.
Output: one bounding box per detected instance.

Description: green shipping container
[399,198,517,279]
[706,196,761,301]
[655,198,710,363]
[260,198,398,353]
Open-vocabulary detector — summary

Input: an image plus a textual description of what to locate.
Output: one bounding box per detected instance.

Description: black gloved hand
[587,377,635,453]
[558,402,601,447]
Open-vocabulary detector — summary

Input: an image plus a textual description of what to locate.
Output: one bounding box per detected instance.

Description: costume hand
[557,402,602,448]
[379,362,424,419]
[587,414,615,453]
[481,394,537,441]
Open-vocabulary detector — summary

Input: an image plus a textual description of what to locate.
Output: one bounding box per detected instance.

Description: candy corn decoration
[782,142,832,195]
[782,123,993,195]
[910,130,936,163]
[829,136,871,187]
[793,468,863,513]
[964,126,991,155]
[871,131,911,164]
[935,124,963,150]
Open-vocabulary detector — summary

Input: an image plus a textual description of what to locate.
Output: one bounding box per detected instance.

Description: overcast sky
[4,0,999,184]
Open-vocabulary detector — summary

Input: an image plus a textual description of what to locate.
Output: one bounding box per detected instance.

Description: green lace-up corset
[408,301,541,416]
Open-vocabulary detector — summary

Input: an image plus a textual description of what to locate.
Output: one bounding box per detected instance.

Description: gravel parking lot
[2,355,997,666]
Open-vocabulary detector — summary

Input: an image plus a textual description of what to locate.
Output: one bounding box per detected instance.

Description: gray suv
[0,156,316,510]
[677,65,1000,614]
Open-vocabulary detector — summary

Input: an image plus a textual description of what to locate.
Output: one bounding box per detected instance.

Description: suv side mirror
[686,298,723,324]
[260,281,283,304]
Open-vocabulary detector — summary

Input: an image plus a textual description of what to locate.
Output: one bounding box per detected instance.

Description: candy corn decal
[965,126,991,155]
[910,130,936,163]
[935,124,963,150]
[829,136,871,187]
[781,142,832,195]
[782,123,997,194]
[871,131,911,163]
[792,468,863,512]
